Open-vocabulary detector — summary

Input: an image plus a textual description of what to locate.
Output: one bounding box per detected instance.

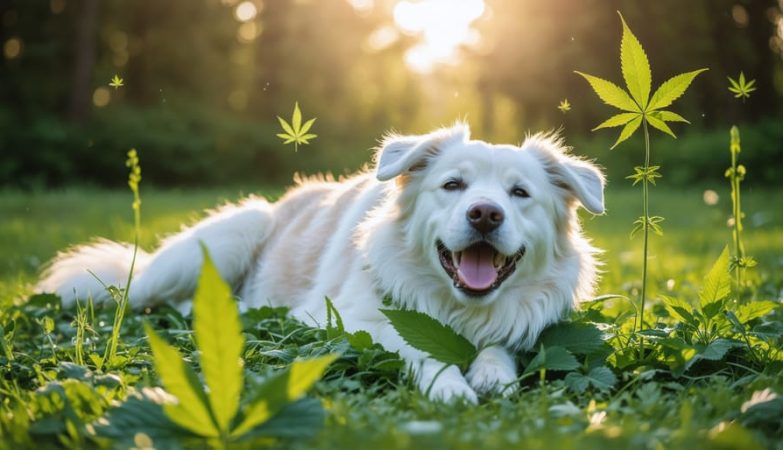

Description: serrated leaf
[735,301,778,324]
[646,114,676,138]
[193,246,244,433]
[144,324,218,437]
[593,112,639,130]
[661,295,696,325]
[277,117,295,137]
[232,354,337,437]
[523,346,579,375]
[651,110,689,123]
[699,246,731,310]
[538,322,604,355]
[299,118,316,135]
[574,71,639,112]
[648,69,708,111]
[586,366,617,390]
[611,114,642,149]
[619,12,651,108]
[292,102,302,132]
[381,309,477,368]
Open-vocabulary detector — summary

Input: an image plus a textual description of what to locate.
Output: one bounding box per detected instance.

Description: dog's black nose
[466,201,504,234]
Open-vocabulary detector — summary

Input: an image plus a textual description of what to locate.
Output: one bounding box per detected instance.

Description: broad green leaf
[292,102,302,132]
[232,354,337,437]
[648,69,708,111]
[646,114,676,138]
[523,346,579,375]
[592,112,639,130]
[618,12,651,108]
[661,295,696,325]
[699,246,732,310]
[193,246,244,433]
[538,322,604,355]
[381,309,477,368]
[611,114,642,149]
[565,367,616,393]
[144,324,218,437]
[277,117,295,137]
[574,72,638,112]
[651,110,689,123]
[299,118,316,135]
[735,300,778,324]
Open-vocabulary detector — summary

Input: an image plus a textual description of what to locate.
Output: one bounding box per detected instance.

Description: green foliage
[277,102,318,152]
[728,72,756,101]
[381,309,477,371]
[141,247,337,443]
[557,99,571,113]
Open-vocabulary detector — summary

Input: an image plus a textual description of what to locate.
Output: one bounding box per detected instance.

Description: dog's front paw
[420,364,478,404]
[466,346,518,396]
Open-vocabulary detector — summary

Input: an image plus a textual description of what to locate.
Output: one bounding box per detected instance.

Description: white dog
[38,123,604,403]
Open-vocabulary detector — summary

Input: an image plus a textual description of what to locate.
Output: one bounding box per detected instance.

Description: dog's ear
[527,136,605,215]
[554,157,605,214]
[375,124,469,181]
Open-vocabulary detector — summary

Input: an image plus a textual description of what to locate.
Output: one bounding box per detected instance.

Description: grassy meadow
[0,184,781,449]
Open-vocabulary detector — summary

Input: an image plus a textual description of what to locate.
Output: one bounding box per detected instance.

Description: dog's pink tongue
[457,245,498,290]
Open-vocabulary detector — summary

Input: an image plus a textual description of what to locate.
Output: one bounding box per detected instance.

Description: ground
[0,185,781,449]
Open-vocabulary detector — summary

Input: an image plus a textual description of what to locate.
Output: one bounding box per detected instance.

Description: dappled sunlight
[392,0,485,73]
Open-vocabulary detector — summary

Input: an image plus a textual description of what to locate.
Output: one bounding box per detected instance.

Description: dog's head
[374,123,604,307]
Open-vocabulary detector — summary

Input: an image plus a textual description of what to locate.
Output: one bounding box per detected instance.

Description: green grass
[1,185,781,449]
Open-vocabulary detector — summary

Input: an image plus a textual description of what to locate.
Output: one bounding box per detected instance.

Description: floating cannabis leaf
[575,11,707,355]
[558,99,571,113]
[277,102,317,152]
[109,74,124,89]
[575,13,707,149]
[728,72,756,101]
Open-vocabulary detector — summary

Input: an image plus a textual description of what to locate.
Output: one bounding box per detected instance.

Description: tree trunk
[67,0,99,122]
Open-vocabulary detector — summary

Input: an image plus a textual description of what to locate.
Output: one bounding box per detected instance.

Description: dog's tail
[36,239,151,308]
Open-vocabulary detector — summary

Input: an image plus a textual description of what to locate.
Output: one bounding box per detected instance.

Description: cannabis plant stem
[638,118,651,355]
[730,128,744,288]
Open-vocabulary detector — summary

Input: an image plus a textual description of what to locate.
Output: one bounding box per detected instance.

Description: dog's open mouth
[437,240,525,296]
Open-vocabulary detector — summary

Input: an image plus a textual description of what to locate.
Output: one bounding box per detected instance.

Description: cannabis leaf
[558,99,571,113]
[575,12,707,149]
[728,72,756,101]
[109,74,124,89]
[144,247,336,442]
[277,102,317,152]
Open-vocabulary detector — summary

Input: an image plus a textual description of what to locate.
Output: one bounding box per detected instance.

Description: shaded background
[1,0,781,189]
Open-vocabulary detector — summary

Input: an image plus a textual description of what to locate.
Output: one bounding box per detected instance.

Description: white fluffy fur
[37,123,604,403]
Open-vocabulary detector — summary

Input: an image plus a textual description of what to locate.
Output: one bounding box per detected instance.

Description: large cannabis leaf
[575,13,707,149]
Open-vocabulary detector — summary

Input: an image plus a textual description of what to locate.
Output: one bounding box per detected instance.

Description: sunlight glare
[393,0,485,73]
[234,1,258,22]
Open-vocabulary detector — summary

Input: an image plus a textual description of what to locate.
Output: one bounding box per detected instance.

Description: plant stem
[639,118,651,356]
[729,126,744,289]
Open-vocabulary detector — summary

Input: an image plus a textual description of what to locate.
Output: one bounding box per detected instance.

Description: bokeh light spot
[3,38,22,60]
[92,87,111,107]
[235,1,258,22]
[50,0,66,14]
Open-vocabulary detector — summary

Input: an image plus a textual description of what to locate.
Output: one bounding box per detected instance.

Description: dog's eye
[442,180,465,191]
[511,187,530,198]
